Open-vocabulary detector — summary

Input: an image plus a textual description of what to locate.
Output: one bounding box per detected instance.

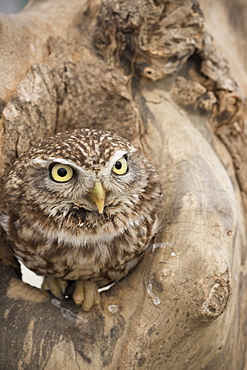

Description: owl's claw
[42,276,68,299]
[73,280,100,311]
[41,277,100,311]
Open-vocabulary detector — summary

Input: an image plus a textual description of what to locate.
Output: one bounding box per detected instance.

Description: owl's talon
[41,276,68,299]
[73,280,100,311]
[58,278,68,294]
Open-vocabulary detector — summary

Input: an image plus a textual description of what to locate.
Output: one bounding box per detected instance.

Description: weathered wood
[0,0,246,368]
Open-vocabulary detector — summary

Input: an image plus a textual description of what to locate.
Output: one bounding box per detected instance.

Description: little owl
[1,128,162,310]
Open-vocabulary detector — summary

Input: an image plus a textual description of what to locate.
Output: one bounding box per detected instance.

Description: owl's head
[5,129,160,220]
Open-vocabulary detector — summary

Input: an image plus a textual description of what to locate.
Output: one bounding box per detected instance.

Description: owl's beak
[89,180,106,214]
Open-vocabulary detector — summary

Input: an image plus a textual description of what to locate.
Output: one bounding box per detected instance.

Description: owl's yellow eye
[112,157,128,175]
[50,163,74,183]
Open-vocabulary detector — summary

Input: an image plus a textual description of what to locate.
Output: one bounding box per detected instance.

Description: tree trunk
[0,0,246,368]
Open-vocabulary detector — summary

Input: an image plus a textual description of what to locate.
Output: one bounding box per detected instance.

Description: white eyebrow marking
[31,157,84,173]
[99,149,136,175]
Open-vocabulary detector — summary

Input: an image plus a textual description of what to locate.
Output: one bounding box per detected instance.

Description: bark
[0,0,246,369]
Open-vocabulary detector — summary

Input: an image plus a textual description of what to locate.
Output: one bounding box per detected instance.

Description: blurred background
[0,0,28,13]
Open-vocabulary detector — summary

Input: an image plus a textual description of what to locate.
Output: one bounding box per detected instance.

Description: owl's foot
[73,280,100,311]
[42,276,68,299]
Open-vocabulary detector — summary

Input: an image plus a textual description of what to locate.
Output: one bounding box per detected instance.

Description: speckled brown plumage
[1,128,163,310]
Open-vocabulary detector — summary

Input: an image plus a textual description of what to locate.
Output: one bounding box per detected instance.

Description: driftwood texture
[0,0,247,368]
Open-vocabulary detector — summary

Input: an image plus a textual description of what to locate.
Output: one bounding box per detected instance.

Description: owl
[1,128,162,310]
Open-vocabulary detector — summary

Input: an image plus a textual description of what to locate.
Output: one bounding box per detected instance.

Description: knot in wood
[200,279,231,321]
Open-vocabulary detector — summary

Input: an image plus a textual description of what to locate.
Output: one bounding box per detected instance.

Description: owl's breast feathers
[2,190,161,285]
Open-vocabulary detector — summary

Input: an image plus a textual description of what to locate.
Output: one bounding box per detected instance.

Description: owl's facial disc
[35,150,136,215]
